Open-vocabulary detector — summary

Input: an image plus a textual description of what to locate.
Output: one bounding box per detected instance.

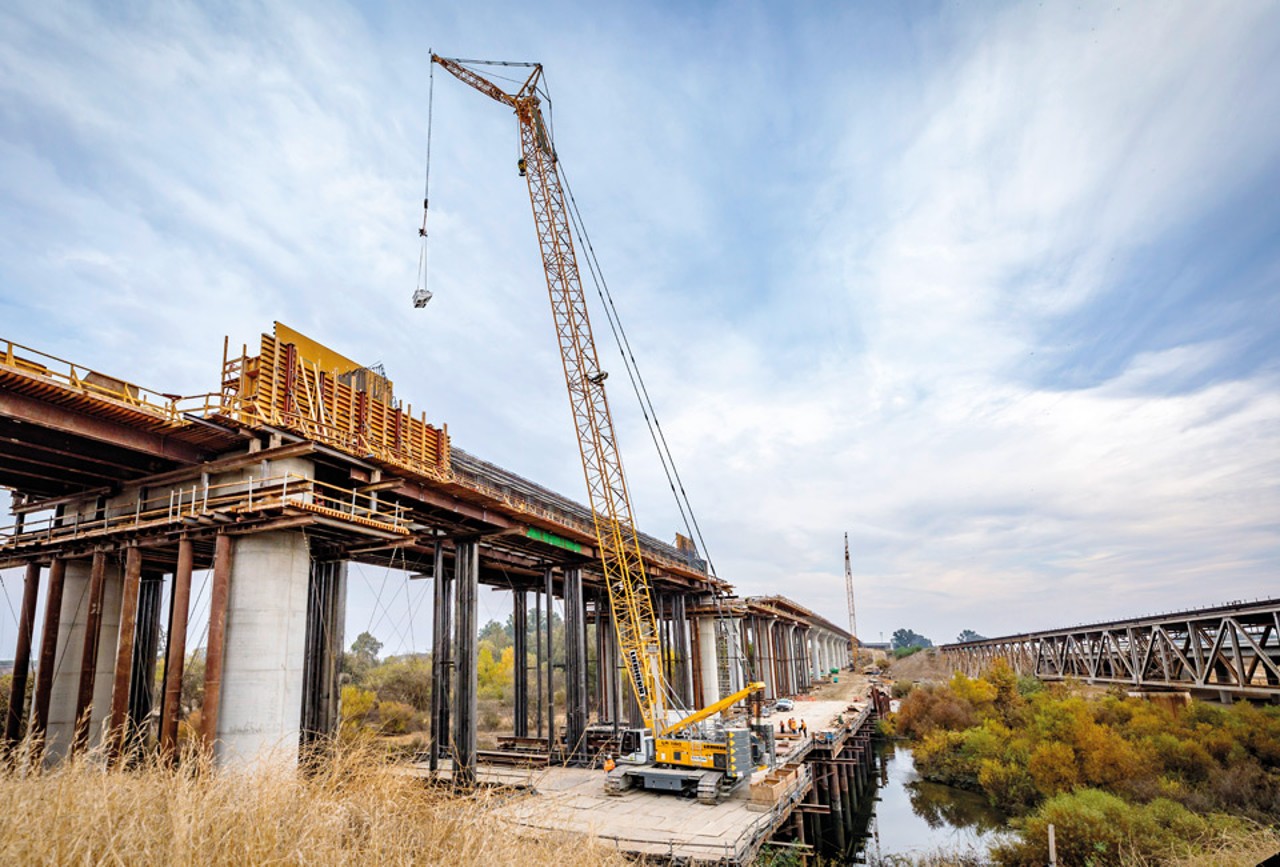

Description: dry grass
[0,741,630,866]
[1152,821,1280,867]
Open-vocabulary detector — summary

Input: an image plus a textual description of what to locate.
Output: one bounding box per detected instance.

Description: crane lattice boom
[845,532,858,661]
[431,55,671,734]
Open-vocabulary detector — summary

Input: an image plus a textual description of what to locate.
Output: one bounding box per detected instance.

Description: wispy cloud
[0,1,1276,654]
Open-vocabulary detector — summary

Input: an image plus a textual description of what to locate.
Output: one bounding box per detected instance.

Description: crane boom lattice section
[433,55,670,734]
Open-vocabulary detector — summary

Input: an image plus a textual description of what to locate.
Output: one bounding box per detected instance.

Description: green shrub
[993,789,1225,866]
[1015,675,1044,698]
[977,758,1038,812]
[363,655,431,710]
[374,700,420,735]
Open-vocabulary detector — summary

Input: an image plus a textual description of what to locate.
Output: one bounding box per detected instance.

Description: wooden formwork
[220,331,450,478]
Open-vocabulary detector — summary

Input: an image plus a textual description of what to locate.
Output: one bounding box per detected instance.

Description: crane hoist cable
[413,55,436,309]
[559,166,718,580]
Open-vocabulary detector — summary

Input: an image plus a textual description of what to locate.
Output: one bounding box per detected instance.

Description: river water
[839,742,1013,863]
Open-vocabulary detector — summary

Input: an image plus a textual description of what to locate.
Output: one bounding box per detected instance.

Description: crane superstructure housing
[430,54,767,802]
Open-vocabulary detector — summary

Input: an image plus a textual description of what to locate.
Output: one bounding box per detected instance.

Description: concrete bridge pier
[695,616,720,709]
[758,618,777,700]
[45,554,124,761]
[212,531,310,767]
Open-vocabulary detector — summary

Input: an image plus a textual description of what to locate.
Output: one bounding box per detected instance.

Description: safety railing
[1,337,218,424]
[0,473,408,549]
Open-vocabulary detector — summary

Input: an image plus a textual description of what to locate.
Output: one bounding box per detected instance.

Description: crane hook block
[412,287,433,309]
[517,158,527,177]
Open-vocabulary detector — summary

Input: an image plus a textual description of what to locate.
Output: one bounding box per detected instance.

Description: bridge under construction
[0,325,875,845]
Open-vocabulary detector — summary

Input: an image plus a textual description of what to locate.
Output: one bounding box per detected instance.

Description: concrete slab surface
[409,679,870,863]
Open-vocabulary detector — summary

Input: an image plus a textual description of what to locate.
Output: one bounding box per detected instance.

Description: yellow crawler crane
[431,55,768,802]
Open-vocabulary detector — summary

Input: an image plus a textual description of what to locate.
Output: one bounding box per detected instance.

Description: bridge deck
[410,697,868,865]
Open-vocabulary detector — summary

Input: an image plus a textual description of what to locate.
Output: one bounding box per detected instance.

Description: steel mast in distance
[845,532,858,667]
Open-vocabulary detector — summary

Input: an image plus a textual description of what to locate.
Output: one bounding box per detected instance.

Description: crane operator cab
[615,727,655,765]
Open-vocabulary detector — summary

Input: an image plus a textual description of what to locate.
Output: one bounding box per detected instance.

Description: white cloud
[1,1,1277,652]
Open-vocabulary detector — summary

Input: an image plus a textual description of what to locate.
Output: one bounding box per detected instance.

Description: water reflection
[907,779,1011,836]
[838,742,1011,863]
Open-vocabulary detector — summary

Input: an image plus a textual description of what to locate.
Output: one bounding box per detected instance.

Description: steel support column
[563,567,587,763]
[160,539,193,758]
[544,566,555,750]
[106,546,142,762]
[30,559,66,744]
[3,562,40,747]
[534,586,543,739]
[452,540,479,787]
[300,557,345,750]
[674,595,693,707]
[200,535,232,753]
[126,572,163,749]
[512,588,528,738]
[429,541,451,772]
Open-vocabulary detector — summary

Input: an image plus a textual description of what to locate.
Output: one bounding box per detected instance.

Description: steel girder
[941,599,1280,698]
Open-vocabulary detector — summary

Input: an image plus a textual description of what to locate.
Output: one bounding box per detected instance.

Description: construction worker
[779,720,786,735]
[800,720,808,737]
[788,717,797,733]
[603,754,616,773]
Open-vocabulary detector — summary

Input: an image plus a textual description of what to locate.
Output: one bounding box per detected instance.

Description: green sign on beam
[526,526,583,553]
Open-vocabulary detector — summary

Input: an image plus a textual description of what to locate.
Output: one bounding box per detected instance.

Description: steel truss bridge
[941,598,1280,700]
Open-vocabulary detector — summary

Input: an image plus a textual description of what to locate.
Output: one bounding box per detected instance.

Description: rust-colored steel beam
[72,550,109,755]
[159,538,193,758]
[200,533,233,754]
[392,480,520,529]
[0,389,206,465]
[30,558,66,741]
[3,562,41,745]
[106,546,142,764]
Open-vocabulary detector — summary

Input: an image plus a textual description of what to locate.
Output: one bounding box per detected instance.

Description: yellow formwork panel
[222,329,448,479]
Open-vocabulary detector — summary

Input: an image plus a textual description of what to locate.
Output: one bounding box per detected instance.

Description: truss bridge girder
[941,599,1280,700]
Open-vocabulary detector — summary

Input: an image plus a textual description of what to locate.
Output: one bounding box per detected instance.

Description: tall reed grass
[0,740,629,866]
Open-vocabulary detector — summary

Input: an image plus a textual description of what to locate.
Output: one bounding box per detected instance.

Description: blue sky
[1,1,1277,656]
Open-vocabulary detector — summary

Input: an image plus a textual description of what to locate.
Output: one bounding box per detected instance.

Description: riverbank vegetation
[890,661,1280,864]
